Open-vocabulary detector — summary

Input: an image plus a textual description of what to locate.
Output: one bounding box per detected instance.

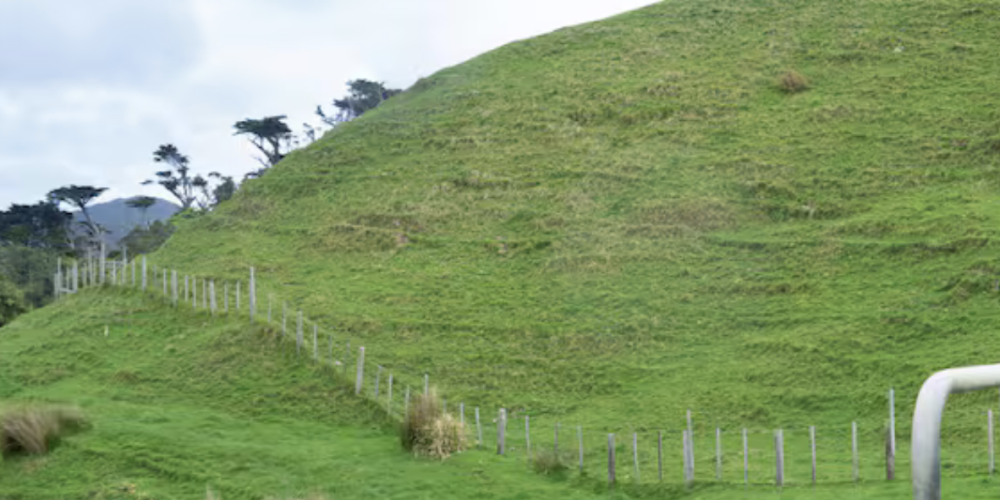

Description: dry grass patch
[400,389,467,459]
[777,70,809,93]
[0,403,87,456]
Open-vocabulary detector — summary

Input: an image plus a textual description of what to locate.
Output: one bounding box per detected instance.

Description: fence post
[683,430,693,486]
[354,346,365,395]
[608,433,616,485]
[131,259,136,287]
[191,275,196,307]
[162,270,167,297]
[53,272,60,298]
[387,374,394,414]
[210,280,217,315]
[743,428,749,485]
[716,427,722,480]
[658,430,663,481]
[142,257,147,290]
[99,242,106,284]
[405,387,411,418]
[374,365,382,398]
[249,267,256,323]
[525,416,531,460]
[73,261,79,292]
[990,409,996,476]
[475,406,482,448]
[887,387,896,480]
[687,410,695,478]
[202,279,207,309]
[296,311,304,356]
[111,260,116,285]
[185,275,189,302]
[579,426,585,473]
[810,425,817,485]
[632,432,639,483]
[172,271,178,306]
[497,408,507,455]
[775,429,784,487]
[224,283,229,312]
[852,421,859,483]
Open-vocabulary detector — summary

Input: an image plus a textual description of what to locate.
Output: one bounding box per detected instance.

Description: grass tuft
[777,70,809,93]
[0,403,87,456]
[532,450,568,476]
[400,389,467,459]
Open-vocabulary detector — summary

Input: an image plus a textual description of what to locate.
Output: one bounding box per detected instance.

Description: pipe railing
[912,363,1000,500]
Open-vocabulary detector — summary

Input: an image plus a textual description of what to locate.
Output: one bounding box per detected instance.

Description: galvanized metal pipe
[912,363,1000,500]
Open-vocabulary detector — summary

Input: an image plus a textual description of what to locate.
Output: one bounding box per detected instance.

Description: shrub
[400,389,467,459]
[777,70,809,93]
[0,403,87,456]
[532,450,568,476]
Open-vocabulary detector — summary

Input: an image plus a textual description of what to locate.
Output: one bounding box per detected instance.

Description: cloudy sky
[0,0,656,207]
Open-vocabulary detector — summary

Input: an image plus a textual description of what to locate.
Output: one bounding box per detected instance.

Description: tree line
[0,79,401,326]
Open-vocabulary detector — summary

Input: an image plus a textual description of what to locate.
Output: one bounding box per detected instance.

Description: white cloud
[0,0,657,207]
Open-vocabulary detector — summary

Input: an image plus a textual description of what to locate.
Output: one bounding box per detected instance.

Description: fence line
[52,258,1000,489]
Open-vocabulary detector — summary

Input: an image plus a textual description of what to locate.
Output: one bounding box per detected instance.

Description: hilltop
[73,197,179,249]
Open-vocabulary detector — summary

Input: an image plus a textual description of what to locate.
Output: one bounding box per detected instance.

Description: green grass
[0,289,623,499]
[8,0,1000,497]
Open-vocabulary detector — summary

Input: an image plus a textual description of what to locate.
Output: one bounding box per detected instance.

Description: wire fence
[51,253,1000,488]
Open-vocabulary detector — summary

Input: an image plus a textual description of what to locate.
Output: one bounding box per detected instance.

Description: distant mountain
[73,197,180,249]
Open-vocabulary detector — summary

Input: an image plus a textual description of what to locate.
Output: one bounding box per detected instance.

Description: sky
[0,0,657,208]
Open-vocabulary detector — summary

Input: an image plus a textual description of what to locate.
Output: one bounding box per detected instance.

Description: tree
[210,174,237,205]
[126,196,157,228]
[233,116,292,177]
[0,201,72,250]
[47,185,107,243]
[120,220,175,256]
[322,79,401,123]
[145,144,198,210]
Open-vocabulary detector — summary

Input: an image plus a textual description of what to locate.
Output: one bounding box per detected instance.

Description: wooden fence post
[249,267,256,323]
[224,283,229,312]
[687,410,695,478]
[774,429,784,487]
[632,432,639,483]
[525,416,531,460]
[810,425,817,485]
[142,257,147,290]
[990,409,996,475]
[852,421,859,483]
[683,430,693,486]
[162,269,167,297]
[172,271,178,306]
[99,242,106,285]
[202,279,207,309]
[716,427,722,480]
[387,374,394,414]
[424,374,429,395]
[191,275,196,307]
[579,426,585,473]
[497,408,507,455]
[657,430,663,481]
[210,281,217,315]
[475,406,482,448]
[608,433,616,485]
[743,428,748,485]
[887,387,896,480]
[296,311,304,356]
[354,346,365,395]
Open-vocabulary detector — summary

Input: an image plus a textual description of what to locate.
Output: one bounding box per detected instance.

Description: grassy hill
[6,0,1000,497]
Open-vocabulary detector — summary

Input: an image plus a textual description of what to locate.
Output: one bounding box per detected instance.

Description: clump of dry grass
[0,403,87,456]
[400,389,467,459]
[532,450,568,476]
[777,70,809,93]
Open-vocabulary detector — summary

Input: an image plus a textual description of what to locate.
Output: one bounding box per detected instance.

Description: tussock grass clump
[400,389,467,459]
[0,403,87,456]
[777,70,809,93]
[532,450,568,476]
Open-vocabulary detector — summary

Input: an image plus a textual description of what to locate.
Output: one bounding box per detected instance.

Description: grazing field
[7,0,1000,497]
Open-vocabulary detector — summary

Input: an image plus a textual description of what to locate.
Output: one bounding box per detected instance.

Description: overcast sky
[0,0,657,208]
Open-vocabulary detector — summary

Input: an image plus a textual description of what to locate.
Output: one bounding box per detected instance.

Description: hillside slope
[0,289,621,500]
[150,0,1000,482]
[74,197,179,249]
